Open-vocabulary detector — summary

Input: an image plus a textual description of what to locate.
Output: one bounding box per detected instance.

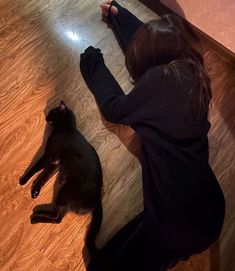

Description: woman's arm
[80,47,152,125]
[104,1,144,52]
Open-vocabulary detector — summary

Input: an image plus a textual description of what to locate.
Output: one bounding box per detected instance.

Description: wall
[161,0,235,54]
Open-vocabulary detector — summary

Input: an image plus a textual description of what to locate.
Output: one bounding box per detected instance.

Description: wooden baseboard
[139,0,235,66]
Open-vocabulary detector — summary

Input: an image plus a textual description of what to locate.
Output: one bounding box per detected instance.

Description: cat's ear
[59,100,66,112]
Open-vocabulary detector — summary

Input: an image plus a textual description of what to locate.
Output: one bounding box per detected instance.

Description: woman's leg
[87,211,180,271]
[88,212,144,270]
[107,1,144,52]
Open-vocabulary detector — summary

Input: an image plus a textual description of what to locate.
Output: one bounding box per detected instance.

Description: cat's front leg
[19,156,46,185]
[31,164,57,198]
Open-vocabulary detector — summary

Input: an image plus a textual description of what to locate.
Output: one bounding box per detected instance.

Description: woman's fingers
[101,0,112,6]
[100,3,110,16]
[110,6,118,15]
[100,1,118,16]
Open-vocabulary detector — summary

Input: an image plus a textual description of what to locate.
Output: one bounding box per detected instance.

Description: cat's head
[46,101,76,128]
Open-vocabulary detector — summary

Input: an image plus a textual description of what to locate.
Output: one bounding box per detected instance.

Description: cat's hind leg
[31,204,66,224]
[31,164,57,199]
[31,180,70,224]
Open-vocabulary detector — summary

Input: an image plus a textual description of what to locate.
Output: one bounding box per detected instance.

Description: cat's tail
[85,199,103,256]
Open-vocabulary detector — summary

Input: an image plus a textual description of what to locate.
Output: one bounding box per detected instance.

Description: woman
[80,1,225,270]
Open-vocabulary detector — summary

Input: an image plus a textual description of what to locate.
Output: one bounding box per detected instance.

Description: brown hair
[126,14,211,116]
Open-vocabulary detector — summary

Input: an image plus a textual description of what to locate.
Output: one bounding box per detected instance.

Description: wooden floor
[0,0,234,270]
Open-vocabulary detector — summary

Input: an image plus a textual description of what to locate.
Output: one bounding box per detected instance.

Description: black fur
[19,101,103,256]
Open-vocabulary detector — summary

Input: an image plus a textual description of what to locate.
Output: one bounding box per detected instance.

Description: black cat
[19,101,103,255]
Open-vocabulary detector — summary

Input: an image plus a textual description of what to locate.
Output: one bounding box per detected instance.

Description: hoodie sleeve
[107,1,143,52]
[80,46,153,126]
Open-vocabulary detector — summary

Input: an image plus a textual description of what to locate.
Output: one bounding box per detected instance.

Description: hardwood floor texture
[0,0,234,270]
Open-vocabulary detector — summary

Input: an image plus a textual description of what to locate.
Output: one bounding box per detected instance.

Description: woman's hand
[80,46,104,88]
[80,46,104,72]
[100,0,118,16]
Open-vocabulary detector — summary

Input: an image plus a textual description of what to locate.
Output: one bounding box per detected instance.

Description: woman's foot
[100,0,118,16]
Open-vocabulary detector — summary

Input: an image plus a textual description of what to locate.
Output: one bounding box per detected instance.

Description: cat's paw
[31,187,41,199]
[19,176,28,185]
[32,209,46,215]
[30,214,41,224]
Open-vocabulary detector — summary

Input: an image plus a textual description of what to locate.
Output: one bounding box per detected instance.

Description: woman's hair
[126,14,211,116]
